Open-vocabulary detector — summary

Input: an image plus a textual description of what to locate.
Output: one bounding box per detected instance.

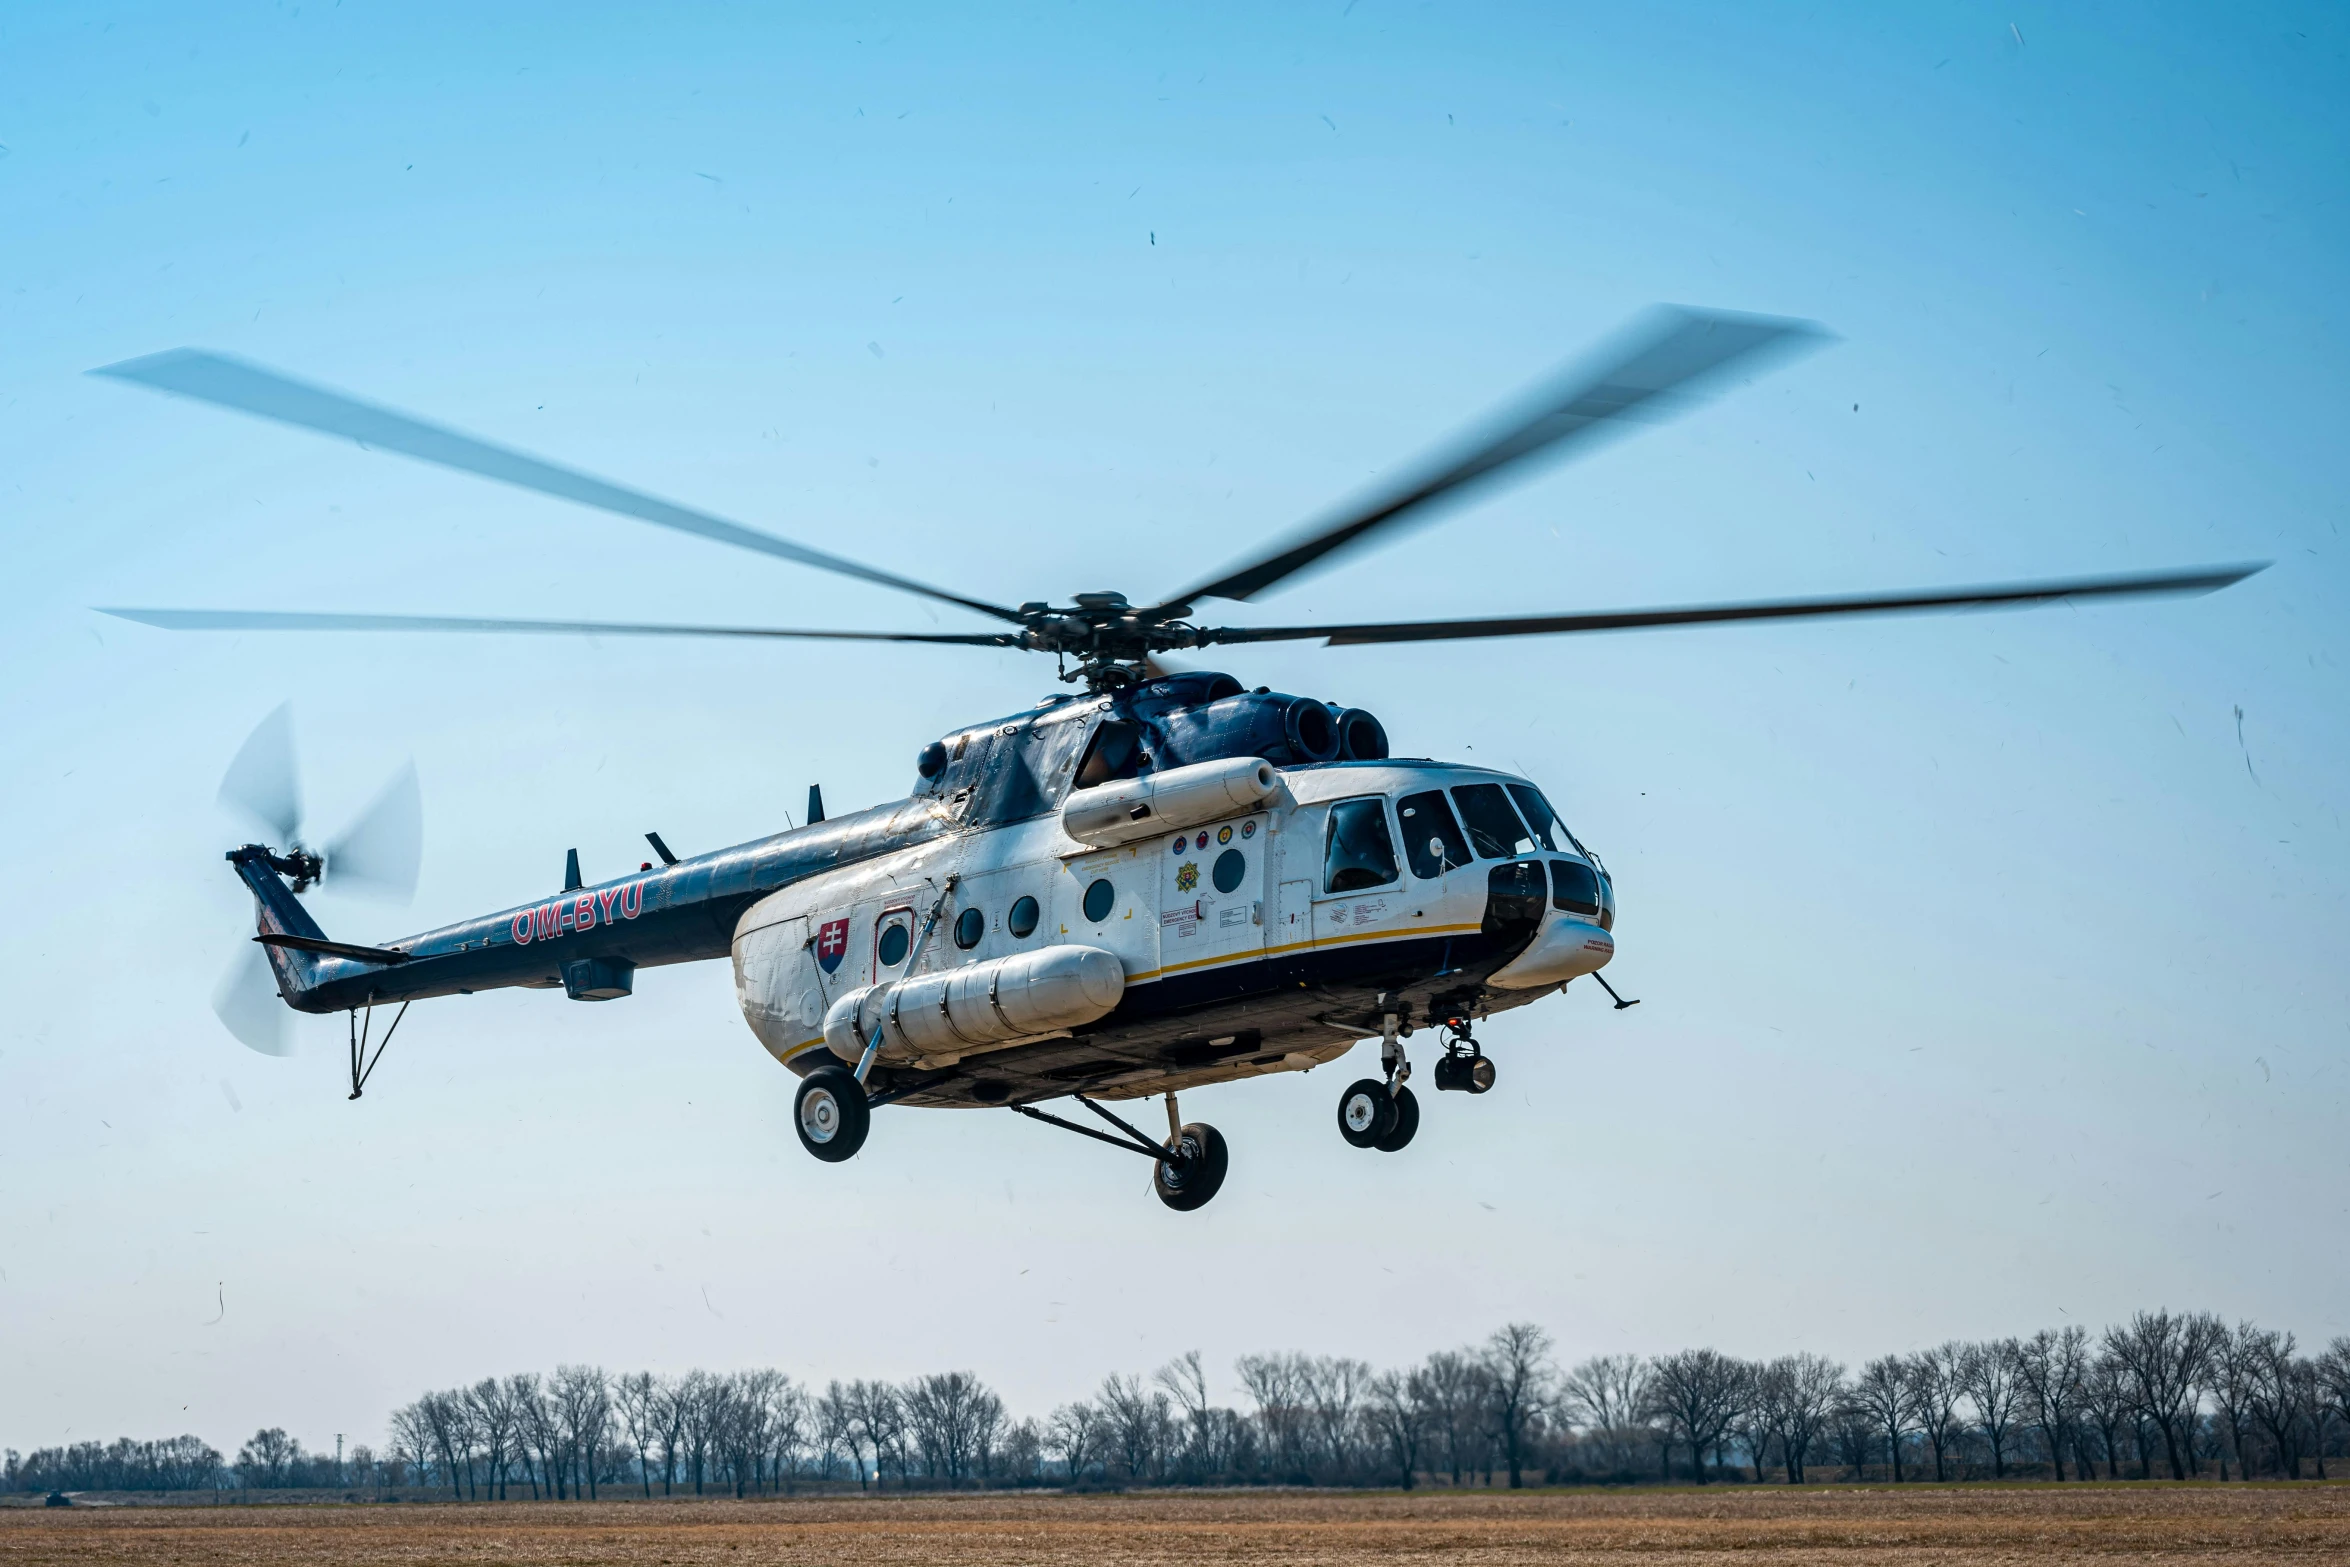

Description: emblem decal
[1216,825,1233,845]
[1194,831,1209,849]
[815,917,850,974]
[1241,819,1257,839]
[1171,837,1187,856]
[1175,861,1200,893]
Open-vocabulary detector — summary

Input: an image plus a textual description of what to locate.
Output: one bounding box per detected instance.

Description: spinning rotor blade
[100,607,1018,645]
[213,943,293,1057]
[326,762,422,903]
[91,351,1026,626]
[1163,306,1826,608]
[1204,564,2266,647]
[218,701,303,843]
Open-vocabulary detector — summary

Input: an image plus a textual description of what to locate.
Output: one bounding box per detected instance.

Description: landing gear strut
[1013,1091,1229,1211]
[1339,998,1422,1151]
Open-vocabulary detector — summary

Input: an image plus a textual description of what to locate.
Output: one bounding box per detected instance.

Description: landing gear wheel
[1153,1123,1228,1211]
[1338,1078,1397,1148]
[1373,1085,1420,1151]
[795,1065,871,1163]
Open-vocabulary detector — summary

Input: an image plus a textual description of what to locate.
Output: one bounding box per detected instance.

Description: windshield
[1507,785,1565,852]
[1451,783,1538,858]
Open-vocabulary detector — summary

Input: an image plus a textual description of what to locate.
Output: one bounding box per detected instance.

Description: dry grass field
[5,1484,2347,1565]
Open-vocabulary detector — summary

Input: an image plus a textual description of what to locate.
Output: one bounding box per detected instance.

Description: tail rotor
[212,703,423,1053]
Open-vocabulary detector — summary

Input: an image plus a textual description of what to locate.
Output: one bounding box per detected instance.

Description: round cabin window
[1007,894,1040,939]
[1082,878,1116,923]
[954,906,986,950]
[876,921,911,968]
[1211,848,1246,894]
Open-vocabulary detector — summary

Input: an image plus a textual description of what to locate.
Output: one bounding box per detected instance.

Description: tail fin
[227,845,328,1003]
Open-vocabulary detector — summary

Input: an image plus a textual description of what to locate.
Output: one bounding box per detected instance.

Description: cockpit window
[1396,790,1472,879]
[1506,785,1563,852]
[1323,797,1400,893]
[1551,858,1601,917]
[1073,719,1144,789]
[1451,783,1537,859]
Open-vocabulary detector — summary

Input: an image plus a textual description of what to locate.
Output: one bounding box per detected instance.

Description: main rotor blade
[1161,306,1826,609]
[91,350,1026,626]
[99,607,1020,645]
[219,701,303,844]
[1201,564,2266,647]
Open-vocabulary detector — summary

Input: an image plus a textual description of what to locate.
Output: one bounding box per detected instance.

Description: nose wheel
[1336,1079,1420,1151]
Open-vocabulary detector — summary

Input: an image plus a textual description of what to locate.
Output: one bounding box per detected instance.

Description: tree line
[9,1311,2347,1496]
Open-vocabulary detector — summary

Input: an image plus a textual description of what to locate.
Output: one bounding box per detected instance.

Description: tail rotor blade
[213,943,293,1056]
[326,762,422,902]
[218,702,303,844]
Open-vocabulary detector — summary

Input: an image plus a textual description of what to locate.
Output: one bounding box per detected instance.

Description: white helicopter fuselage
[731,757,1617,1108]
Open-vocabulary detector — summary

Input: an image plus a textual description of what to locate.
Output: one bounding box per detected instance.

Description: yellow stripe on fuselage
[1124,920,1483,985]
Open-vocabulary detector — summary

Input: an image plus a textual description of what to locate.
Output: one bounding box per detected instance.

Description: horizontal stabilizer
[256,932,411,965]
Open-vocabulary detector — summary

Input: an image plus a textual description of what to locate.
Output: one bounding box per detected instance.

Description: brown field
[5,1484,2348,1565]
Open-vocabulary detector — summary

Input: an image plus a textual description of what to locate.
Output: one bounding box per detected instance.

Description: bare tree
[816,1381,859,1485]
[1301,1357,1372,1483]
[2079,1349,2131,1479]
[1958,1341,2023,1479]
[1414,1350,1490,1487]
[857,1379,910,1487]
[2318,1339,2350,1474]
[2244,1329,2309,1479]
[2013,1327,2088,1480]
[614,1372,663,1496]
[1751,1354,1843,1483]
[2103,1310,2222,1480]
[675,1370,723,1495]
[1646,1349,1748,1484]
[1047,1400,1101,1484]
[1362,1369,1428,1488]
[1560,1354,1650,1481]
[1850,1356,1915,1482]
[1906,1345,1965,1482]
[1154,1351,1217,1481]
[904,1371,1001,1485]
[511,1374,560,1499]
[554,1365,612,1500]
[1099,1372,1173,1484]
[236,1428,300,1488]
[463,1379,519,1499]
[387,1401,436,1493]
[1480,1324,1554,1490]
[1236,1352,1312,1480]
[2207,1325,2263,1479]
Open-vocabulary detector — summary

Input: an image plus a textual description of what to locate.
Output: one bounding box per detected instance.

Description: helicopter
[95,306,2259,1211]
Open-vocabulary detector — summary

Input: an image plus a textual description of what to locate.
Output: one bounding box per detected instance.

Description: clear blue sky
[3,2,2344,1454]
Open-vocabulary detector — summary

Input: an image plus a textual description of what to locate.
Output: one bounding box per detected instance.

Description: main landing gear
[794,1064,872,1162]
[1336,999,1422,1153]
[1013,1091,1230,1212]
